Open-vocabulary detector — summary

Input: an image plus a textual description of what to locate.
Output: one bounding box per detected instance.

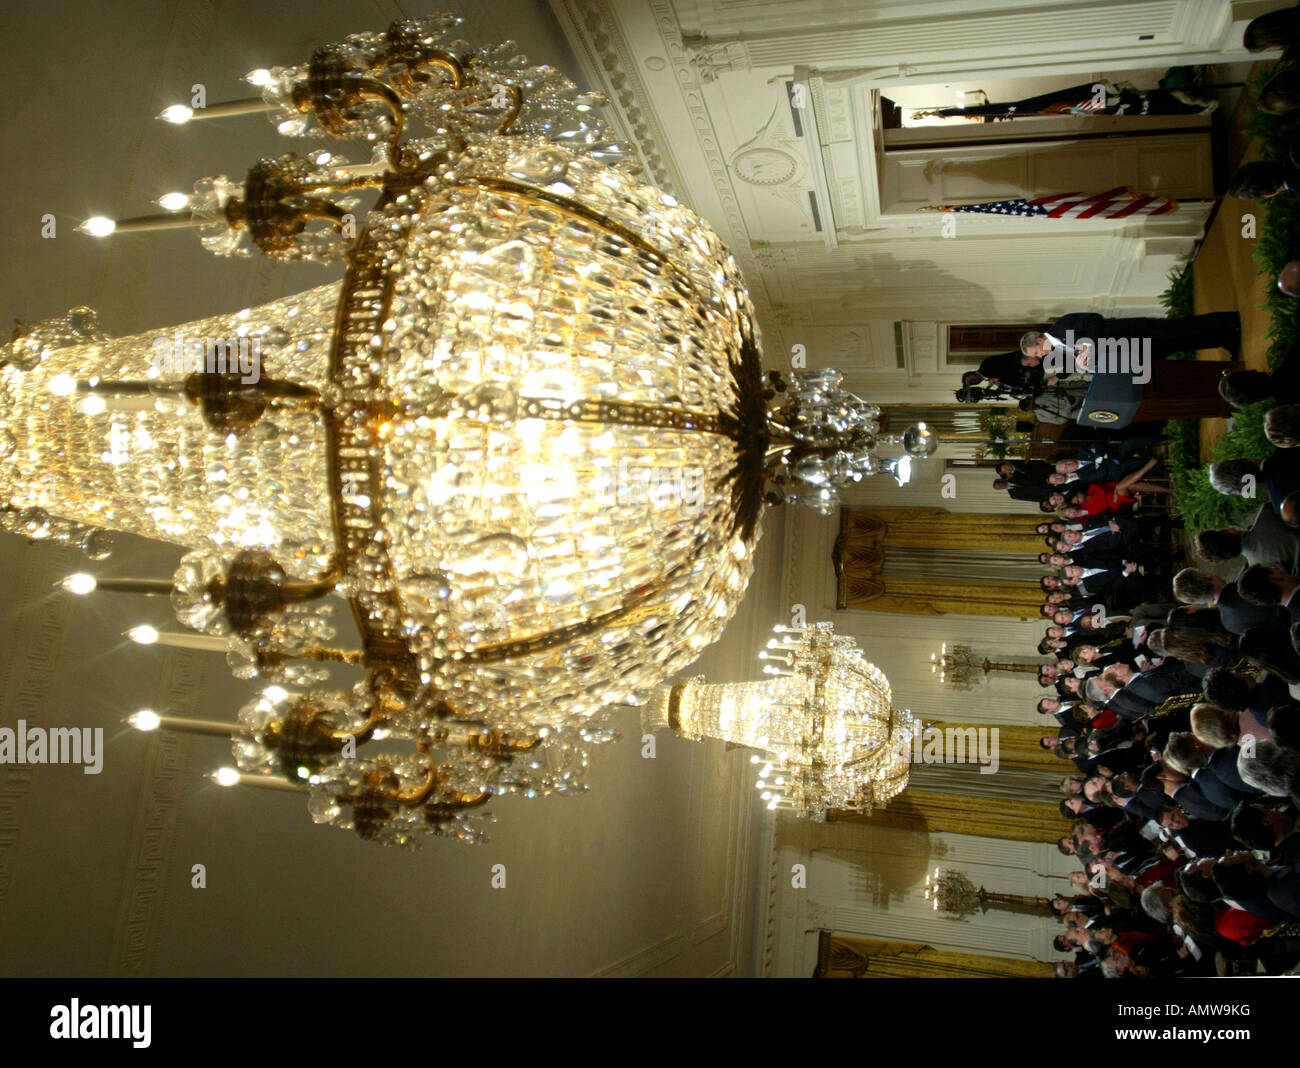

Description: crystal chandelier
[762,375,938,512]
[1,14,920,846]
[642,622,913,818]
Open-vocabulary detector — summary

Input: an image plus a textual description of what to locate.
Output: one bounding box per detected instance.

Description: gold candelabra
[923,868,1054,919]
[930,644,1045,689]
[929,643,978,689]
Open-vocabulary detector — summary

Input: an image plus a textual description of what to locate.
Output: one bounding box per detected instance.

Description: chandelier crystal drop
[2,14,916,847]
[642,622,913,818]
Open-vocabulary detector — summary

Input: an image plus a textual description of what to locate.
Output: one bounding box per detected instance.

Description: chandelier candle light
[3,14,930,846]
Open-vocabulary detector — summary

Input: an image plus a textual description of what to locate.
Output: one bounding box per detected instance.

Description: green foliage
[1170,401,1276,533]
[1166,68,1299,532]
[1160,265,1196,362]
[1244,66,1300,370]
[1161,264,1204,522]
[977,411,1016,461]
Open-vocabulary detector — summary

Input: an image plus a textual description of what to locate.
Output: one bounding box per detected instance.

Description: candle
[128,711,235,737]
[78,213,202,237]
[159,98,274,124]
[126,626,227,651]
[212,768,305,792]
[59,575,172,595]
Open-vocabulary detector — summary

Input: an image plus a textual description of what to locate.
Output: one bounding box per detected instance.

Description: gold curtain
[851,576,1044,616]
[834,508,1044,617]
[816,931,1052,978]
[831,790,1062,843]
[839,508,1046,552]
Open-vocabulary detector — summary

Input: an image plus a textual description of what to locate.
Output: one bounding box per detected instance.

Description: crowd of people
[937,3,1300,980]
[985,369,1300,976]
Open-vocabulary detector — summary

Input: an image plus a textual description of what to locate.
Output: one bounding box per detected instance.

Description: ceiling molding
[547,0,688,200]
[0,549,75,945]
[550,0,777,323]
[110,652,206,977]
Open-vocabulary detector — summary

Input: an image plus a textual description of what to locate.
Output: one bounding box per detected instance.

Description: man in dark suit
[1237,565,1300,625]
[1054,546,1132,573]
[997,459,1053,483]
[1048,620,1129,653]
[1219,332,1300,407]
[979,350,1045,393]
[1127,659,1202,703]
[996,478,1051,502]
[1151,765,1232,822]
[1172,568,1290,634]
[1262,449,1300,518]
[1060,439,1160,484]
[1022,313,1240,422]
[1211,453,1300,522]
[1193,503,1300,573]
[1021,312,1240,364]
[1207,745,1260,798]
[1159,807,1238,859]
[1057,515,1143,557]
[1101,660,1201,720]
[1062,563,1151,600]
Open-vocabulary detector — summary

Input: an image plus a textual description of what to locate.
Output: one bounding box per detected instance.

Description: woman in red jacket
[1067,457,1170,516]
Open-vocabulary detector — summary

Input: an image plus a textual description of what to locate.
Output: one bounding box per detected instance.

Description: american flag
[930,187,1177,219]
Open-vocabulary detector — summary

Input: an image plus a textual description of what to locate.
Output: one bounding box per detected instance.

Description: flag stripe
[945,187,1176,219]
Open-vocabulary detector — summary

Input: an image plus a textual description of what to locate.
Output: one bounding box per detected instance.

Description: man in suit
[1060,544,1154,573]
[1193,503,1300,573]
[1172,568,1291,634]
[1057,513,1119,536]
[995,477,1052,502]
[979,350,1045,393]
[1263,449,1300,519]
[1210,453,1300,522]
[1100,660,1201,722]
[1022,314,1239,422]
[1151,764,1232,822]
[1048,620,1129,652]
[1057,515,1143,556]
[1159,807,1238,860]
[997,459,1053,483]
[1237,565,1300,625]
[1062,562,1149,599]
[1058,439,1161,484]
[1021,311,1240,364]
[1219,332,1300,407]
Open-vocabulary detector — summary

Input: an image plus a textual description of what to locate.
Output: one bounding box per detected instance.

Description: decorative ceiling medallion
[733,146,799,186]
